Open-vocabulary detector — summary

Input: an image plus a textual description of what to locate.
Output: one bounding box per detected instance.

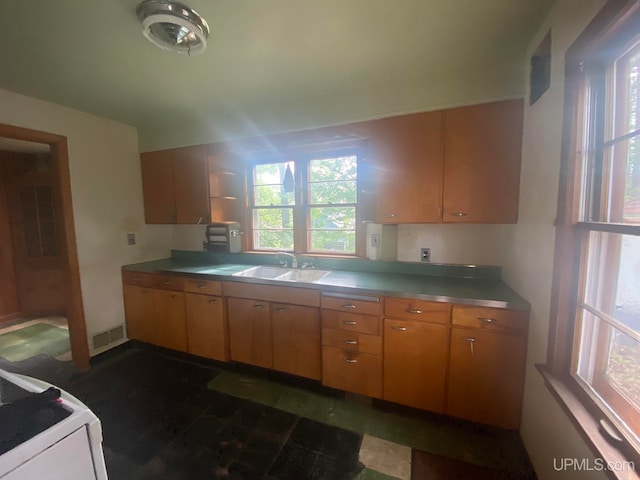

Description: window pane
[254,162,294,185]
[310,230,355,253]
[253,208,293,229]
[309,155,358,204]
[252,162,295,206]
[309,156,357,182]
[310,206,355,230]
[309,180,356,204]
[253,229,294,251]
[582,232,640,337]
[254,185,294,206]
[610,45,640,140]
[575,310,640,424]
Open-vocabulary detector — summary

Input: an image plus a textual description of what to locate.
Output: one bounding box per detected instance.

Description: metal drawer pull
[391,326,408,331]
[383,213,397,218]
[171,294,179,299]
[342,321,358,325]
[133,276,141,281]
[208,299,217,304]
[254,304,265,309]
[343,340,358,345]
[345,358,358,363]
[406,309,423,314]
[342,304,357,309]
[163,280,171,285]
[478,317,495,323]
[198,283,207,289]
[276,307,289,312]
[462,336,476,354]
[451,212,468,217]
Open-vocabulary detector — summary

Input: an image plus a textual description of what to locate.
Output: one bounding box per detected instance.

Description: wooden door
[443,99,523,223]
[3,153,68,316]
[0,159,19,322]
[141,150,176,223]
[173,145,209,224]
[152,289,187,352]
[123,284,155,344]
[272,303,321,380]
[371,111,443,223]
[447,328,527,429]
[383,318,448,413]
[185,292,228,361]
[227,297,272,368]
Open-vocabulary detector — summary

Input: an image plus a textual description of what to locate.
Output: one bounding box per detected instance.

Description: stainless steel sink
[232,265,331,283]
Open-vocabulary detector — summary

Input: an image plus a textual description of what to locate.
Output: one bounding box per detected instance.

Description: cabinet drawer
[184,278,222,295]
[322,328,382,355]
[321,310,380,335]
[223,282,320,307]
[385,298,451,324]
[321,295,382,316]
[152,274,185,291]
[122,270,154,287]
[322,346,382,398]
[452,305,528,334]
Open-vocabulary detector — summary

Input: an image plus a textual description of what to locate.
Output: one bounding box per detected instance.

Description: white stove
[0,369,108,480]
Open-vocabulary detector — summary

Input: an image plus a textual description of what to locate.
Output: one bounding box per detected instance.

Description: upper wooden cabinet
[140,145,209,224]
[370,111,444,223]
[442,99,523,223]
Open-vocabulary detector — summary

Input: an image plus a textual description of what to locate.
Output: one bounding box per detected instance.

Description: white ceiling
[0,1,554,150]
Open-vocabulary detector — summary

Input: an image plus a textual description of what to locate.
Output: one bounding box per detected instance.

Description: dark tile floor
[6,346,364,479]
[0,344,537,479]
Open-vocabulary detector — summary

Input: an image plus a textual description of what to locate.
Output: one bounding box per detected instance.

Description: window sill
[537,364,639,480]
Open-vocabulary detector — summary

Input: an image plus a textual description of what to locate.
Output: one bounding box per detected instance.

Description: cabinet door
[443,100,523,223]
[371,111,443,223]
[383,318,448,413]
[185,293,228,361]
[123,284,155,344]
[173,145,210,224]
[447,328,526,429]
[227,297,272,368]
[141,150,176,224]
[272,303,321,380]
[153,289,187,352]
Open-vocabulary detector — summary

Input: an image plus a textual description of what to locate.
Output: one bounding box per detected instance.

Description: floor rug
[0,323,70,362]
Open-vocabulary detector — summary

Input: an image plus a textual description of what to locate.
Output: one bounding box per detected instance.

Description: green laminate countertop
[122,255,530,311]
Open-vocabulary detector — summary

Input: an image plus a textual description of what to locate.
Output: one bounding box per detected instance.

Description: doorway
[0,124,89,371]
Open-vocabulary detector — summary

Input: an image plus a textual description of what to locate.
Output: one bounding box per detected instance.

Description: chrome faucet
[276,252,298,268]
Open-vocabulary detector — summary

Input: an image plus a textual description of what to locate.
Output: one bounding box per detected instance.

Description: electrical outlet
[371,233,381,247]
[127,233,136,246]
[421,247,431,262]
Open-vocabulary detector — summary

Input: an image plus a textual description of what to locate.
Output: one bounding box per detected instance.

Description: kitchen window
[548,0,640,463]
[248,152,360,255]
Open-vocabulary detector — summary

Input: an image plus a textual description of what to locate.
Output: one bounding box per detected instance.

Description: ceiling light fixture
[136,0,209,56]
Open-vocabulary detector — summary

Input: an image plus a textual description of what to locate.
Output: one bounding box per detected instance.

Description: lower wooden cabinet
[152,289,187,352]
[321,293,383,397]
[227,297,273,369]
[185,292,227,361]
[122,284,155,344]
[383,318,449,413]
[272,303,321,380]
[322,346,383,397]
[446,328,527,429]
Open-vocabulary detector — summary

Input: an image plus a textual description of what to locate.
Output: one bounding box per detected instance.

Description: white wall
[501,1,608,479]
[0,88,173,351]
[397,224,509,265]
